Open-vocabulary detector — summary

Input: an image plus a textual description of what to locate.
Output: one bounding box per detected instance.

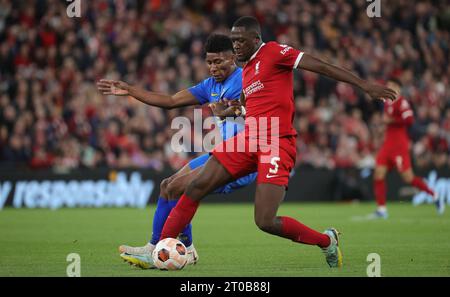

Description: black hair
[232,16,261,37]
[387,77,402,87]
[204,34,234,53]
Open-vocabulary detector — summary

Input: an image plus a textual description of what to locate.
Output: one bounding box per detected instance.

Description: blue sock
[168,199,193,247]
[150,197,172,245]
[150,197,193,247]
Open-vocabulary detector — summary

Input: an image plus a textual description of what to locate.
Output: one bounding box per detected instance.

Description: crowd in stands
[1,0,449,173]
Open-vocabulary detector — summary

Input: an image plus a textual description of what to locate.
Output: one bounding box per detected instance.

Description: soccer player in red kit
[159,16,397,268]
[371,78,445,219]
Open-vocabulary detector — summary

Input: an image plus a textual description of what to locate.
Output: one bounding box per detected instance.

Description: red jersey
[382,96,414,147]
[242,41,304,138]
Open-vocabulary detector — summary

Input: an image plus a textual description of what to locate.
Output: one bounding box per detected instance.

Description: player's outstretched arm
[96,79,198,109]
[297,54,398,102]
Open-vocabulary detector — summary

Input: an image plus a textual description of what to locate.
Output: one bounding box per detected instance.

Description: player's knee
[160,178,171,197]
[254,217,276,234]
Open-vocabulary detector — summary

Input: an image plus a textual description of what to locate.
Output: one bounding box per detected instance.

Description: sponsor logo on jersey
[243,80,265,96]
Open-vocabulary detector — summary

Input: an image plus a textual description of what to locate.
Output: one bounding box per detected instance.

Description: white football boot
[186,244,199,265]
[118,242,155,255]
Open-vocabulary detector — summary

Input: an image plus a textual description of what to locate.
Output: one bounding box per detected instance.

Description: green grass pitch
[0,202,449,277]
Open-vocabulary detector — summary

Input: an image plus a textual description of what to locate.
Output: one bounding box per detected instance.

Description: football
[152,238,188,270]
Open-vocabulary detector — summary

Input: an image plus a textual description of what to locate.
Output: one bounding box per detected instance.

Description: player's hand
[209,99,242,118]
[362,82,398,102]
[97,79,130,96]
[209,99,229,118]
[223,99,243,116]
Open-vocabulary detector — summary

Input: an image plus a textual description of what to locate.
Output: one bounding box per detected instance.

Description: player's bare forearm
[219,106,242,118]
[127,86,196,109]
[297,54,397,101]
[239,91,246,107]
[298,54,365,88]
[97,79,198,109]
[125,85,171,108]
[235,91,246,117]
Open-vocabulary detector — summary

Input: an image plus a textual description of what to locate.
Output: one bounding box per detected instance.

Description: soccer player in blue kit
[97,34,256,268]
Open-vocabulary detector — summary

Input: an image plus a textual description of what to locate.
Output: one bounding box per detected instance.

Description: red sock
[411,177,435,196]
[160,194,200,240]
[374,179,386,206]
[280,216,330,248]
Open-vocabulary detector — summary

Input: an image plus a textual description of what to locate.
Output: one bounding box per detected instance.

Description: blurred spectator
[0,0,449,173]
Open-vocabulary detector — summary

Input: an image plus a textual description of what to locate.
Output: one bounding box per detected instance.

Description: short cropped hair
[232,16,261,36]
[204,34,234,53]
[387,77,402,87]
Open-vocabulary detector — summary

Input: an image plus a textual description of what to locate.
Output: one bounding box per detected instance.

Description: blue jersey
[188,67,244,141]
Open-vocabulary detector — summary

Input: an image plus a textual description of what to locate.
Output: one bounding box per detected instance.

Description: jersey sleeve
[399,99,414,125]
[392,98,414,125]
[188,78,211,105]
[270,42,304,70]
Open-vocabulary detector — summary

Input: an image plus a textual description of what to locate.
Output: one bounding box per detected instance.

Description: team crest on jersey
[255,61,260,75]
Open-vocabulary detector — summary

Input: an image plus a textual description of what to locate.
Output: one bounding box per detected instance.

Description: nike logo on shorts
[266,174,279,179]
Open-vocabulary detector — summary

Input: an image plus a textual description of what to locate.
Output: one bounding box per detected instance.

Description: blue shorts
[188,154,257,194]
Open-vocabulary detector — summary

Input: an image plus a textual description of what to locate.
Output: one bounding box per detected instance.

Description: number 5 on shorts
[269,157,280,174]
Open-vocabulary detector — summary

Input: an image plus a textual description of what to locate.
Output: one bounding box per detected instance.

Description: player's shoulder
[225,67,242,85]
[264,41,288,52]
[198,76,216,88]
[223,68,242,97]
[263,41,298,57]
[232,67,243,77]
[265,41,280,48]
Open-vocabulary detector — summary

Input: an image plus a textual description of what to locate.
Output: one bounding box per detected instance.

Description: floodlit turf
[0,202,449,277]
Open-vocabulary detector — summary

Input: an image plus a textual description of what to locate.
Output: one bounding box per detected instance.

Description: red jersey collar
[249,42,266,62]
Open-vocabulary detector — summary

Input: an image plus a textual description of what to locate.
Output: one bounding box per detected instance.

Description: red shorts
[375,144,411,172]
[212,133,296,187]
